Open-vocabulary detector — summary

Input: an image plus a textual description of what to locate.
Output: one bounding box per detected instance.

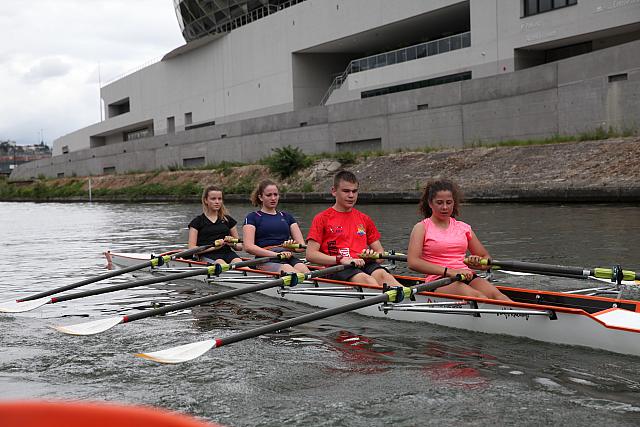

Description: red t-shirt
[307,207,381,258]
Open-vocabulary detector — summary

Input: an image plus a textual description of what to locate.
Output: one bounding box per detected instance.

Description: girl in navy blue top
[188,185,243,264]
[243,179,309,273]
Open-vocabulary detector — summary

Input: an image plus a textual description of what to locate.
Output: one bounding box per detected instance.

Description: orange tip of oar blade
[134,339,218,364]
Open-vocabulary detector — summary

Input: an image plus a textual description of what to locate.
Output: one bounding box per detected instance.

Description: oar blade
[0,297,50,313]
[135,339,218,364]
[53,316,124,336]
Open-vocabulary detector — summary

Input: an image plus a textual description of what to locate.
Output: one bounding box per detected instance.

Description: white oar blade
[0,297,50,313]
[53,316,124,336]
[135,339,217,364]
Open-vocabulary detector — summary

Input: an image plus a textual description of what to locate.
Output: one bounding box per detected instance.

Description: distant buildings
[0,141,51,176]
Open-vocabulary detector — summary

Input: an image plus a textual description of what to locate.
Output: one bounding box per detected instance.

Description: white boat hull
[106,251,640,357]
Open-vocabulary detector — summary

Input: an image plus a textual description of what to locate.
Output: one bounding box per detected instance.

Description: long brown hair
[201,185,230,222]
[250,179,278,207]
[418,179,462,218]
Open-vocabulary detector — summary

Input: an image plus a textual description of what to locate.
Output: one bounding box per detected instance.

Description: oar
[279,243,407,262]
[0,255,275,314]
[359,251,407,262]
[280,242,306,249]
[1,239,237,307]
[472,258,640,282]
[135,275,461,364]
[54,264,347,336]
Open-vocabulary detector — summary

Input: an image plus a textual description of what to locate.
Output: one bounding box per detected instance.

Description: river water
[1,201,640,426]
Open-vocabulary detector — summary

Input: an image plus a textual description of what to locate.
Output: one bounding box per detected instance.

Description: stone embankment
[4,137,640,203]
[289,136,640,202]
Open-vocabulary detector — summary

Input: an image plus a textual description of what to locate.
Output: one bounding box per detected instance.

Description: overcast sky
[0,0,185,146]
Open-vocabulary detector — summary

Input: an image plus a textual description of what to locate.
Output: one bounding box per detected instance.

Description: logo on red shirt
[328,224,343,234]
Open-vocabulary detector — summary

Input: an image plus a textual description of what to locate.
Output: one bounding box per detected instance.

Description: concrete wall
[54,0,465,155]
[14,39,640,180]
[327,0,640,103]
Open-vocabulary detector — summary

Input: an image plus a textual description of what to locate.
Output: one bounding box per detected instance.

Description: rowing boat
[105,251,640,357]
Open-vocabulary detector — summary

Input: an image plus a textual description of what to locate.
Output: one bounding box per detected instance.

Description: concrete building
[12,0,640,179]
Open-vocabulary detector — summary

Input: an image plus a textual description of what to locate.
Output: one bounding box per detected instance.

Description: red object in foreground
[0,401,221,427]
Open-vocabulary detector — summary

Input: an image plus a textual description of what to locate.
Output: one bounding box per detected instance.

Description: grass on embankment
[0,178,202,201]
[2,126,636,201]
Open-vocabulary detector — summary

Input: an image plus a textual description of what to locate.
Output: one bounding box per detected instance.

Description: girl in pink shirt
[407,180,511,301]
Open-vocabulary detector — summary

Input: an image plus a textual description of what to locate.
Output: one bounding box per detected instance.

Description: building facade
[12,0,640,179]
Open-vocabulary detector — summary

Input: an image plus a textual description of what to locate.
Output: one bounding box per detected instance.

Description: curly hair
[418,179,462,218]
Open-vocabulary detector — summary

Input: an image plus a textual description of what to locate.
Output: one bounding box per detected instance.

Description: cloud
[0,0,184,145]
[23,57,72,83]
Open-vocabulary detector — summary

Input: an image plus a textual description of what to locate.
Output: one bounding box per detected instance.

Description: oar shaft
[18,243,219,302]
[380,254,408,262]
[124,264,346,323]
[216,276,454,348]
[51,267,211,303]
[486,259,640,281]
[19,260,154,302]
[50,256,282,304]
[488,259,590,277]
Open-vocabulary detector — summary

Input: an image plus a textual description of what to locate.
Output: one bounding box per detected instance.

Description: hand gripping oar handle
[358,251,408,262]
[17,243,220,302]
[49,255,281,304]
[475,258,640,281]
[135,275,461,363]
[123,264,347,324]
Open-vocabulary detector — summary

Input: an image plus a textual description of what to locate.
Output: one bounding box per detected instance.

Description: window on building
[107,98,130,118]
[167,116,175,134]
[183,157,205,168]
[185,112,193,125]
[123,127,152,142]
[361,71,472,99]
[523,0,576,17]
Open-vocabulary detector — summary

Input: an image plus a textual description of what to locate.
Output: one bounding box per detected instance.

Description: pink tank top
[421,217,472,282]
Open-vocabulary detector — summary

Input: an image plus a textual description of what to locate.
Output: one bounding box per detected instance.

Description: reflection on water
[1,201,640,425]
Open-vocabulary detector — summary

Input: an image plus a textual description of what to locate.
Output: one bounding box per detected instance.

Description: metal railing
[320,31,471,105]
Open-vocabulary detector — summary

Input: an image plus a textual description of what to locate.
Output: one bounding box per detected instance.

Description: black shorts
[257,246,304,272]
[326,262,388,282]
[201,250,240,264]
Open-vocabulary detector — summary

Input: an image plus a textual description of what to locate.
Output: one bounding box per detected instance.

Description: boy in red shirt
[306,170,403,286]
